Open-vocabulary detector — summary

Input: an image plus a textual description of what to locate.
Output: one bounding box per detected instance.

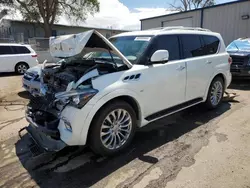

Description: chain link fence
[0,33,25,44]
[28,37,59,63]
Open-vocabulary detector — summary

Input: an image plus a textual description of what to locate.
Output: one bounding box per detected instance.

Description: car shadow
[17,91,32,100]
[15,102,231,188]
[229,77,250,90]
[0,72,19,77]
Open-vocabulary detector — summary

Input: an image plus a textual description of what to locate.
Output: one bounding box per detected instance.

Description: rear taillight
[228,57,232,64]
[32,54,38,58]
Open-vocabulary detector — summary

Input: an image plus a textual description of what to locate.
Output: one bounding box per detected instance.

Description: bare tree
[170,0,215,11]
[1,0,100,37]
[0,9,8,19]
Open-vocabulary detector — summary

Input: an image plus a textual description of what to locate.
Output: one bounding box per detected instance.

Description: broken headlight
[55,89,98,109]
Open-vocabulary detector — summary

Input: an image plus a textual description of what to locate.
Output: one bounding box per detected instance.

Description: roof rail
[146,26,211,32]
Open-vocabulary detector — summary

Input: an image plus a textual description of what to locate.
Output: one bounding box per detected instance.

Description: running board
[145,98,203,121]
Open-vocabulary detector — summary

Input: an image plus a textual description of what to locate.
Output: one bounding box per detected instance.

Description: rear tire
[89,100,137,156]
[15,62,29,74]
[205,77,224,109]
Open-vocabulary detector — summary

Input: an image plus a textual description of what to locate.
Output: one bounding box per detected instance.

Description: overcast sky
[5,0,236,30]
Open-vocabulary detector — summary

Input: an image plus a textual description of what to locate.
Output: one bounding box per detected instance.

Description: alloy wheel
[100,109,132,150]
[17,64,28,74]
[210,81,223,106]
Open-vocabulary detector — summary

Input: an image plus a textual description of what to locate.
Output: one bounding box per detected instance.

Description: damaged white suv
[23,28,232,156]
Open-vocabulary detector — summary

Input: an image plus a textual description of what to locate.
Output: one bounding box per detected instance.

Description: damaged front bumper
[20,108,67,152]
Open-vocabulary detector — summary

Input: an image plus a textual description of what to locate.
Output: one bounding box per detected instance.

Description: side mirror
[150,50,169,64]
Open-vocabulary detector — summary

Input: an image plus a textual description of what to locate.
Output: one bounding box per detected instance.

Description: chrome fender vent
[123,73,141,81]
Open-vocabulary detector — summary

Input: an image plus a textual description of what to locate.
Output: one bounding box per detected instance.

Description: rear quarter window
[202,35,220,55]
[12,46,31,54]
[180,35,203,58]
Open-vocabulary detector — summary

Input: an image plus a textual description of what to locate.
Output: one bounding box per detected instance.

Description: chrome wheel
[210,81,223,106]
[17,64,28,74]
[100,109,132,150]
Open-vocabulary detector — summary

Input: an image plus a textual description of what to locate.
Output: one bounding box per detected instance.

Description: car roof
[111,27,220,38]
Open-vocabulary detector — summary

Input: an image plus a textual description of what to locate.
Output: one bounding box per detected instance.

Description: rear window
[0,46,13,55]
[181,35,203,58]
[180,35,220,58]
[202,35,220,55]
[12,46,31,54]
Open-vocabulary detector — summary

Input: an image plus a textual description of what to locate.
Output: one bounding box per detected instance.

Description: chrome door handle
[206,61,212,64]
[176,65,185,71]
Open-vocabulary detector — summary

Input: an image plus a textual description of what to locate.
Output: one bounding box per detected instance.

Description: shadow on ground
[14,101,232,188]
[229,77,250,90]
[17,91,32,100]
[0,72,19,77]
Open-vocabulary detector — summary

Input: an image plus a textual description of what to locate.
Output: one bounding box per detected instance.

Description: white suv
[23,28,232,156]
[0,43,38,74]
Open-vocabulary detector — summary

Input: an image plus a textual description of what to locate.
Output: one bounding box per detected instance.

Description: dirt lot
[1,74,250,188]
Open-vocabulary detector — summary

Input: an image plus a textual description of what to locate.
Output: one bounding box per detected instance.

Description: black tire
[89,100,137,156]
[205,76,224,109]
[15,62,29,74]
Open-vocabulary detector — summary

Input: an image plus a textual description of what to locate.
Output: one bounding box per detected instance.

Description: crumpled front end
[22,97,66,152]
[22,29,132,152]
[23,92,95,151]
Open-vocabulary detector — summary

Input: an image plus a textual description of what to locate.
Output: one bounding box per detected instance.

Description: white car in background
[0,43,38,74]
[23,59,66,96]
[22,64,42,96]
[23,28,232,156]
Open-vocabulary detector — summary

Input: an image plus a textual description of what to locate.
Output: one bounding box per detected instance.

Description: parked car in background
[23,64,42,96]
[0,43,38,74]
[22,28,231,156]
[226,38,250,76]
[23,59,65,96]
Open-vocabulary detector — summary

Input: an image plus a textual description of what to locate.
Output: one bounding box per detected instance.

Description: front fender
[78,89,143,145]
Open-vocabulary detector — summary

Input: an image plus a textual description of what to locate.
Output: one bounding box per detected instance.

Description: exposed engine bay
[42,59,124,93]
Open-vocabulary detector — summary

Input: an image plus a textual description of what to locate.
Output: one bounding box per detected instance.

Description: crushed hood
[49,30,133,68]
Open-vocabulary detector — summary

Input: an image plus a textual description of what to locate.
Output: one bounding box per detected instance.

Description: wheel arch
[15,61,29,72]
[205,72,226,100]
[212,73,226,89]
[79,90,143,145]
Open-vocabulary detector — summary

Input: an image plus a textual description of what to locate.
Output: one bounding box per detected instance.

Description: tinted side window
[181,35,203,58]
[12,46,31,54]
[0,46,13,55]
[152,35,180,61]
[202,35,219,55]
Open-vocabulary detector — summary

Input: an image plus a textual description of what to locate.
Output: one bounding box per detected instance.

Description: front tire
[205,77,224,109]
[89,100,137,156]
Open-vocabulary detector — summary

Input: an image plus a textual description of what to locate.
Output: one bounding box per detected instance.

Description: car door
[0,45,15,72]
[138,35,186,119]
[180,34,214,101]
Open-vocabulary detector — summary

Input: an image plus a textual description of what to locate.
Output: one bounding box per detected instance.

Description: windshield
[227,39,250,52]
[87,36,152,64]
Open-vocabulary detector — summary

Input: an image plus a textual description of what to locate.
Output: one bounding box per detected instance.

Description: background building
[0,19,126,43]
[141,0,250,45]
[0,19,127,63]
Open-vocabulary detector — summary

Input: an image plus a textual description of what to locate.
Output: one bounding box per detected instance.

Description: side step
[145,98,203,121]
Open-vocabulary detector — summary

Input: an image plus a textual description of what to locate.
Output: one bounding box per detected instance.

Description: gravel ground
[1,74,250,188]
